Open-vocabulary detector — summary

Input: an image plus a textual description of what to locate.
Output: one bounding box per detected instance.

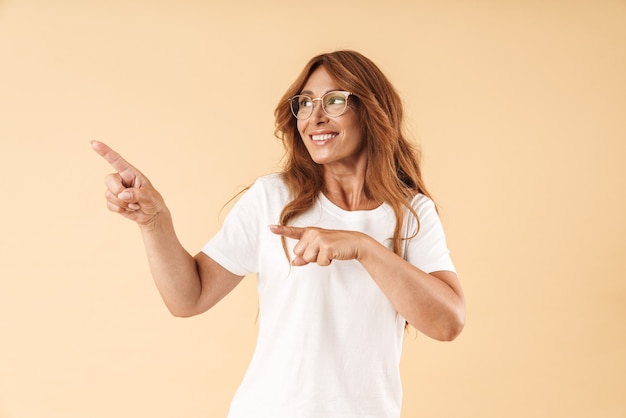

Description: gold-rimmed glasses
[289,91,352,120]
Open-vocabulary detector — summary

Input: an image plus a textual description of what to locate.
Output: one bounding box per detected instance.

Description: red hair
[274,50,432,256]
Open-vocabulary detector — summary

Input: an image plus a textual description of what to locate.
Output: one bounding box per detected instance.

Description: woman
[93,50,465,418]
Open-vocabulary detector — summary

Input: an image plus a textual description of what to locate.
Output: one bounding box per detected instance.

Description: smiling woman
[93,50,465,418]
[295,68,365,169]
[2,0,625,416]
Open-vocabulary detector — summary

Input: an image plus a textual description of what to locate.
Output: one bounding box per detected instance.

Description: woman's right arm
[92,141,243,317]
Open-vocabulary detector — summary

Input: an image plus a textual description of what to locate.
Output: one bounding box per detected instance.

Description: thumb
[117,188,141,211]
[118,187,162,214]
[117,189,134,201]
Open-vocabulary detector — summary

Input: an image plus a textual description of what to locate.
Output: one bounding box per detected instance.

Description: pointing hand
[268,224,365,266]
[92,141,167,228]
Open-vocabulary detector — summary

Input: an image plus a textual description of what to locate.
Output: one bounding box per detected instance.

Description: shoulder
[240,173,291,207]
[250,173,290,196]
[404,193,443,235]
[254,172,287,188]
[219,174,289,223]
[410,193,437,215]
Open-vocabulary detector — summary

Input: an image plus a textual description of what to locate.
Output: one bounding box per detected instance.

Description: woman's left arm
[358,235,465,341]
[269,225,465,341]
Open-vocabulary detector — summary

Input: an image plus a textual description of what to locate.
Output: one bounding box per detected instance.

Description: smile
[311,133,338,141]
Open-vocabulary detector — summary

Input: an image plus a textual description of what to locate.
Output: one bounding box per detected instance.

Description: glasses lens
[290,95,313,119]
[322,92,349,117]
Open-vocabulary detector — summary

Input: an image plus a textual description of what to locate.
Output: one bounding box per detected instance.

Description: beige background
[1,0,625,417]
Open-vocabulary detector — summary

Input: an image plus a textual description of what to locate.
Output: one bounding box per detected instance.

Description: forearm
[139,209,202,317]
[93,141,231,317]
[269,224,465,339]
[358,235,465,341]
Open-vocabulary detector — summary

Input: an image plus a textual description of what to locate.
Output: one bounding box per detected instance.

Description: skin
[92,67,466,341]
[297,67,369,211]
[92,140,244,318]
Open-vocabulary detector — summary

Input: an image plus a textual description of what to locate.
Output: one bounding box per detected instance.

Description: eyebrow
[299,89,338,96]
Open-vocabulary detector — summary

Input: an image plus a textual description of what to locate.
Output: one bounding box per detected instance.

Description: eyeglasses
[289,91,352,120]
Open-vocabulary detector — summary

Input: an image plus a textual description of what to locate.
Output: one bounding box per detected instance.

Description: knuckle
[104,174,124,194]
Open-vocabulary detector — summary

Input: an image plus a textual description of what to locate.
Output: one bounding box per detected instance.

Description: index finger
[268,224,305,240]
[91,140,138,174]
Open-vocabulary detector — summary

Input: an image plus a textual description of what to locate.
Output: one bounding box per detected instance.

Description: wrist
[138,207,172,234]
[355,232,377,263]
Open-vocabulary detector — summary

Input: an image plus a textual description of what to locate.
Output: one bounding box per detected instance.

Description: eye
[325,93,347,106]
[298,96,313,107]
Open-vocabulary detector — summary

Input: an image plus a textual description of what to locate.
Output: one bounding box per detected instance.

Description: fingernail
[268,224,279,230]
[118,191,131,200]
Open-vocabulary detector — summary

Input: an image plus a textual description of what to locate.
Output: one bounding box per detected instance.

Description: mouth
[310,133,338,142]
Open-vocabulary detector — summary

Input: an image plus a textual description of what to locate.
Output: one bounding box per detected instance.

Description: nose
[309,98,328,122]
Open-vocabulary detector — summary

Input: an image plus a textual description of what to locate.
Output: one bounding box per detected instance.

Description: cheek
[296,120,307,140]
[347,120,364,145]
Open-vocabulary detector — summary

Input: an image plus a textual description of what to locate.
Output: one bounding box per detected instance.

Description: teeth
[311,134,336,141]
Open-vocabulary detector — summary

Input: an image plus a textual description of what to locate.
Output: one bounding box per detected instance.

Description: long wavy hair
[274,50,433,257]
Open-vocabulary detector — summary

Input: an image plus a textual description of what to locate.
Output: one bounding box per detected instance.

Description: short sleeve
[404,196,456,274]
[201,182,264,276]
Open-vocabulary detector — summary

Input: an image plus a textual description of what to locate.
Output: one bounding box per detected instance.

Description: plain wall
[1,0,625,417]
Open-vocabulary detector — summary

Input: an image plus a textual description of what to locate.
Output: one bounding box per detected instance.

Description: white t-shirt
[202,174,455,418]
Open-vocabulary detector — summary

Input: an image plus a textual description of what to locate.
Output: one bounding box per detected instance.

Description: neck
[322,163,373,211]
